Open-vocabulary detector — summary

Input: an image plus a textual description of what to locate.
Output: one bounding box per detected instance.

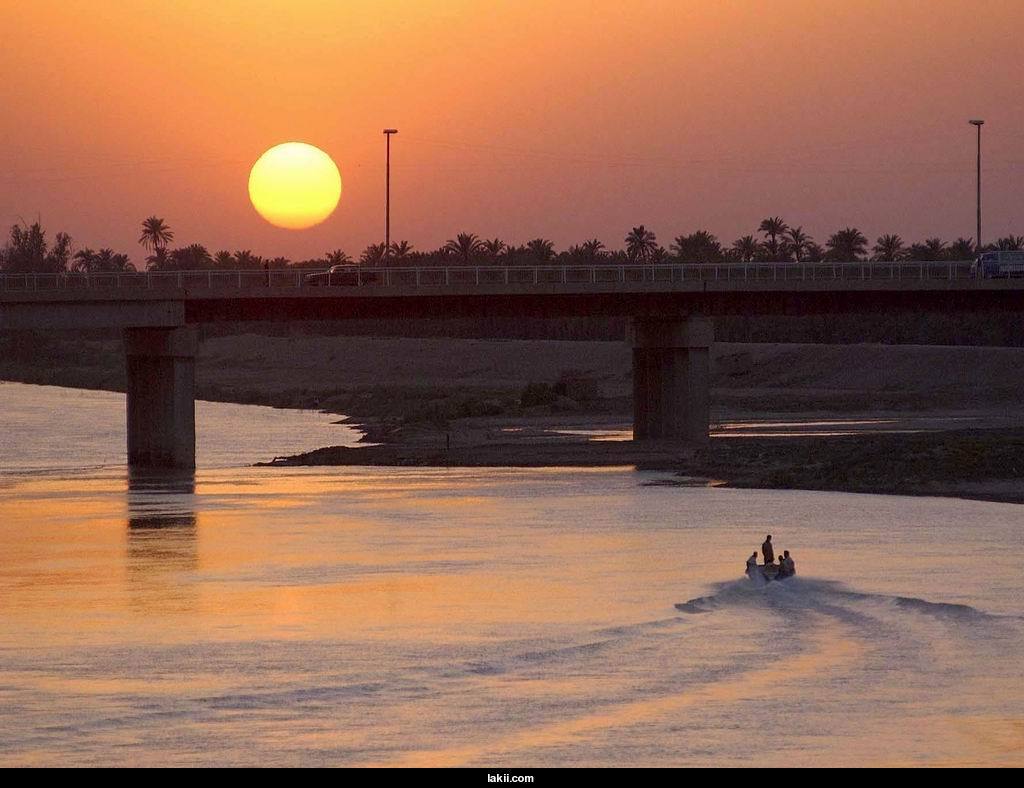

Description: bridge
[3,260,1022,468]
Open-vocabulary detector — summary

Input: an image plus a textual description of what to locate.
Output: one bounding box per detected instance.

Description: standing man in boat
[762,534,774,566]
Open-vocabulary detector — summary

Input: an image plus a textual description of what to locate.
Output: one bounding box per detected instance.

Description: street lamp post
[383,129,398,259]
[969,119,984,251]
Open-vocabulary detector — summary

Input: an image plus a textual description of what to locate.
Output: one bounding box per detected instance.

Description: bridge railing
[0,260,977,291]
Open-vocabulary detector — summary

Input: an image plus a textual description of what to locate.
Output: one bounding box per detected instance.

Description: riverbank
[259,419,1024,504]
[4,333,1024,502]
[6,332,1024,416]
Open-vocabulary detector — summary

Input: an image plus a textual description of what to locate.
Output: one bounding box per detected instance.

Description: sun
[248,142,342,230]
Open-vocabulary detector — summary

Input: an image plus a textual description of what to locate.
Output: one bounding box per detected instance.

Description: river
[1,382,1022,766]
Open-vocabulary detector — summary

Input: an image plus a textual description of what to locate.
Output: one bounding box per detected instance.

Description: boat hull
[753,564,794,582]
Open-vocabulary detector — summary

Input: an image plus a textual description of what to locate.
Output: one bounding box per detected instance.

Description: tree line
[3,215,1023,274]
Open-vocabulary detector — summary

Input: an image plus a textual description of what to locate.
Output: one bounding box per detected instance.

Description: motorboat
[752,563,795,582]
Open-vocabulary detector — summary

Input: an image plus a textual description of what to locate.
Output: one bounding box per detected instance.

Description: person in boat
[745,552,759,579]
[761,534,774,565]
[782,550,795,578]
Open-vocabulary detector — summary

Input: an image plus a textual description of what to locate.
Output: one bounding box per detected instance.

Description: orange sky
[1,0,1022,262]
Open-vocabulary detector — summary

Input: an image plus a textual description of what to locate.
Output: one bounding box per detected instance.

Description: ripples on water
[0,383,1022,766]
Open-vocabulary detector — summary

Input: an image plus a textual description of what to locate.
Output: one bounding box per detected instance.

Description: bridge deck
[0,260,992,295]
[2,262,1022,328]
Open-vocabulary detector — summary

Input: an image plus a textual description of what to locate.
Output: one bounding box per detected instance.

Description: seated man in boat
[774,550,794,579]
[745,552,759,579]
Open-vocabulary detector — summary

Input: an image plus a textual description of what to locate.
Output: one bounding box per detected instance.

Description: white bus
[972,250,1024,278]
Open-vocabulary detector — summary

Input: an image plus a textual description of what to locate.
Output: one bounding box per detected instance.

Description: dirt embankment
[260,420,1024,504]
[5,332,1024,418]
[5,332,1024,502]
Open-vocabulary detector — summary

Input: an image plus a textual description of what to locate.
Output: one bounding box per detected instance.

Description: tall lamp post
[383,129,398,259]
[969,119,984,252]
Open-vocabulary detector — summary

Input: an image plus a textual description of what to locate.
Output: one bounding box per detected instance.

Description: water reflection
[1,464,1022,766]
[126,469,198,611]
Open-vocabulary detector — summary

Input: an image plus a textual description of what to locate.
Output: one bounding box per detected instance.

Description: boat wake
[676,577,1002,623]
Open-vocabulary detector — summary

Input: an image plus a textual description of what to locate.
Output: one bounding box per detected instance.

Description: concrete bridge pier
[124,327,197,469]
[629,316,713,443]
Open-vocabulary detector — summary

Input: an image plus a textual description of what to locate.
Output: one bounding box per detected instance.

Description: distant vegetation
[2,216,1023,275]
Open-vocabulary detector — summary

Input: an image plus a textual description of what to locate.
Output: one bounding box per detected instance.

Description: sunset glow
[3,0,1024,770]
[2,1,1021,258]
[247,143,342,230]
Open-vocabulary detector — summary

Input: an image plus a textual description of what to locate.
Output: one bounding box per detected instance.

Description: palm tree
[803,242,826,262]
[168,244,212,270]
[232,250,262,269]
[784,226,811,262]
[323,249,353,266]
[996,235,1024,251]
[146,247,170,270]
[872,234,905,261]
[73,248,134,273]
[360,243,387,266]
[96,249,134,272]
[138,217,173,254]
[566,238,605,263]
[502,244,526,266]
[389,240,413,260]
[525,238,556,263]
[905,243,928,261]
[909,235,946,259]
[625,226,657,263]
[904,238,947,262]
[825,227,868,261]
[71,248,96,273]
[214,250,234,267]
[758,217,789,260]
[580,239,605,261]
[923,238,947,260]
[481,238,505,261]
[947,238,975,260]
[671,231,722,263]
[443,233,485,264]
[731,235,760,262]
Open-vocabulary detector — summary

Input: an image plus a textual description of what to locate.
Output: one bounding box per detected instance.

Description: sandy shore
[259,415,1024,504]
